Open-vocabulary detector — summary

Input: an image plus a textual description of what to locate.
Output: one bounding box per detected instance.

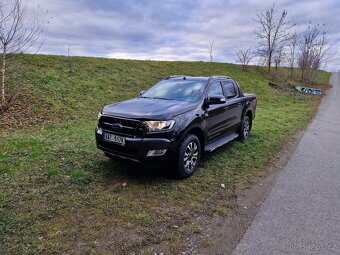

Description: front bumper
[95,128,177,164]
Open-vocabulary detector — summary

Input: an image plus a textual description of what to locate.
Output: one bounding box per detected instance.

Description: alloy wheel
[243,119,250,139]
[183,141,199,171]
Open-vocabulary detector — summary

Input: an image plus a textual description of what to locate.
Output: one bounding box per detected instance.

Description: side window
[222,81,237,99]
[207,82,224,97]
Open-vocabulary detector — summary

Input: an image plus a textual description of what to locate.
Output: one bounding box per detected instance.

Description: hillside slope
[0,55,330,254]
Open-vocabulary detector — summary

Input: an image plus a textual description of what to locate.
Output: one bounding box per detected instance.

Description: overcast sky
[34,0,340,71]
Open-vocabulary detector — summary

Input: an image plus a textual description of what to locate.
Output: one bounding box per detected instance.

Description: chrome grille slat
[99,116,145,137]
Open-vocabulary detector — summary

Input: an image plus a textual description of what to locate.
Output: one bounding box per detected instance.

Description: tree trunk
[1,48,6,107]
[290,66,293,79]
[268,51,272,74]
[301,68,305,82]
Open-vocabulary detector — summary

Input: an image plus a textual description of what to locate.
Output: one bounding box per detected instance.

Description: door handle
[223,106,229,110]
[237,103,242,106]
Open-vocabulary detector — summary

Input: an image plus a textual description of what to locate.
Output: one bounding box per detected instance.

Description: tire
[175,134,201,179]
[238,116,251,141]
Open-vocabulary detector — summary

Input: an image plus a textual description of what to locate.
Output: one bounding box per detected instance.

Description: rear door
[222,81,243,131]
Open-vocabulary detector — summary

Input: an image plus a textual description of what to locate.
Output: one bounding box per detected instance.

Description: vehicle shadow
[95,156,173,181]
[92,140,238,182]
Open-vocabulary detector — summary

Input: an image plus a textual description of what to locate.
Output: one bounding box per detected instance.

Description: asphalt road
[232,73,340,255]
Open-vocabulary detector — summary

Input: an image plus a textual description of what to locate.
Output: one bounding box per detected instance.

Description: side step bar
[204,132,239,152]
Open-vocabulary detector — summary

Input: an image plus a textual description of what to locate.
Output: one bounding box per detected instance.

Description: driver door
[205,82,230,141]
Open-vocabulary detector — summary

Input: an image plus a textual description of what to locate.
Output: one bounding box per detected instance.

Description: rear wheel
[176,134,201,179]
[238,116,251,141]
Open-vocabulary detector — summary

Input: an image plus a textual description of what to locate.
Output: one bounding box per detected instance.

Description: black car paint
[96,76,256,165]
[103,98,198,120]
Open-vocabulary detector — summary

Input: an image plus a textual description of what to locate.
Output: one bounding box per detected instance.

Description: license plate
[103,133,125,146]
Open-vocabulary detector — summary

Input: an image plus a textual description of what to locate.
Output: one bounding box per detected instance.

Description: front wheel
[176,134,201,179]
[238,116,251,141]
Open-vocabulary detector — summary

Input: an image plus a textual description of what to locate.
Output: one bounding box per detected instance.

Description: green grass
[0,54,330,254]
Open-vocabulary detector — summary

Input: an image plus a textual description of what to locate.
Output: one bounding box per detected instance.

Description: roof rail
[210,75,231,80]
[163,75,188,80]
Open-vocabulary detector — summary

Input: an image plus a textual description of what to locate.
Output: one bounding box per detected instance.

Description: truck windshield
[141,80,207,102]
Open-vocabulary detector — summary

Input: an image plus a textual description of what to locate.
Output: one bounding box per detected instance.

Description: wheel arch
[185,127,205,151]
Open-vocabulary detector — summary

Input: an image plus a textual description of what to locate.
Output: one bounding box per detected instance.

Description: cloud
[29,0,340,70]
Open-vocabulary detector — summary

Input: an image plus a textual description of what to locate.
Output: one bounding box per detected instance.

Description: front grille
[99,115,146,138]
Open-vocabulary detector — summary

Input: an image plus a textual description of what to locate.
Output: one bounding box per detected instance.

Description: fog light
[97,127,103,135]
[147,149,167,157]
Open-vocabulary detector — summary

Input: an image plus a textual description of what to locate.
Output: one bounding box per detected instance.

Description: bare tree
[287,31,299,79]
[235,48,254,70]
[255,54,267,73]
[298,23,330,82]
[0,0,47,111]
[273,45,285,69]
[206,40,214,62]
[254,3,294,73]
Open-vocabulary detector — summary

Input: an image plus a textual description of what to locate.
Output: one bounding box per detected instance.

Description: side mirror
[139,90,146,96]
[206,95,226,105]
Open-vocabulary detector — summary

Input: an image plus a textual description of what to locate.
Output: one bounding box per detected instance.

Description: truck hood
[102,97,198,120]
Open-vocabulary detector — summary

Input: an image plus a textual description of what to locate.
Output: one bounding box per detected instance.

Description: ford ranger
[96,75,256,178]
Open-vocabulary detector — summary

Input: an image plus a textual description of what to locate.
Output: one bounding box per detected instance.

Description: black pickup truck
[96,75,256,178]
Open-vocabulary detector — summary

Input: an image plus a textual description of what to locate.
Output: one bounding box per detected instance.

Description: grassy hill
[0,55,330,254]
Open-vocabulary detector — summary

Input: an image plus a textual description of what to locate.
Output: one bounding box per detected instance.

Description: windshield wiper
[146,97,173,100]
[139,96,174,100]
[153,97,172,100]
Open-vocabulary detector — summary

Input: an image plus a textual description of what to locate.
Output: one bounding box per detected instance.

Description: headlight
[144,120,175,131]
[98,111,102,120]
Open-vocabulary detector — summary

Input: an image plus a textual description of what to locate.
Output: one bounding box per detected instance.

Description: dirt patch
[268,81,296,93]
[0,92,51,131]
[128,143,293,254]
[142,128,307,255]
[201,131,305,254]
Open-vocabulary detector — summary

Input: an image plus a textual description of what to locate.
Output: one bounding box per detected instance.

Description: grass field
[0,55,330,254]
